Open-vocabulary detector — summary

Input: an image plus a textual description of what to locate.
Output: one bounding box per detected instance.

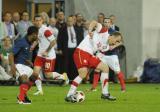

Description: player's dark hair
[34,15,42,20]
[110,32,123,41]
[98,12,105,17]
[104,17,111,22]
[27,26,38,36]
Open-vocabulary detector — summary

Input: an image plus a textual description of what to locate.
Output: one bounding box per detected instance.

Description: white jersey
[77,32,99,55]
[78,31,109,55]
[95,31,120,73]
[37,25,56,59]
[97,32,110,52]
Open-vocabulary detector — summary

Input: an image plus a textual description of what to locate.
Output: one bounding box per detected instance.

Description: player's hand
[109,46,114,50]
[25,60,33,67]
[96,52,104,59]
[42,51,48,57]
[88,32,94,39]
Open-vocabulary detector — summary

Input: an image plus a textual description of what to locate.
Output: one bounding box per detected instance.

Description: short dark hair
[34,15,42,20]
[98,12,105,17]
[3,12,11,16]
[110,32,123,39]
[27,26,38,36]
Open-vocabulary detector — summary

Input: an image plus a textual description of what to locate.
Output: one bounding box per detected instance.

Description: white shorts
[16,64,33,79]
[99,55,120,73]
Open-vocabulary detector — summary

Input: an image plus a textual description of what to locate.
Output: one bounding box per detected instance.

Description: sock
[67,76,82,97]
[100,72,109,95]
[28,81,34,90]
[18,83,29,101]
[35,78,42,91]
[117,71,126,90]
[92,71,100,89]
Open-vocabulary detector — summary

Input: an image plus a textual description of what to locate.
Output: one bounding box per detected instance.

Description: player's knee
[97,62,109,73]
[29,74,38,82]
[78,68,88,79]
[18,75,29,84]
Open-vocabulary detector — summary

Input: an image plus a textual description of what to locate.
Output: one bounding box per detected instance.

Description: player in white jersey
[65,21,116,103]
[90,31,126,92]
[29,15,68,96]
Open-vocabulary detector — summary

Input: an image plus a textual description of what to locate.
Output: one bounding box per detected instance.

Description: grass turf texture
[0,84,160,112]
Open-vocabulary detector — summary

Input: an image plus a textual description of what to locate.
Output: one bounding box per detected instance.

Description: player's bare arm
[42,39,56,57]
[8,53,16,77]
[25,60,33,67]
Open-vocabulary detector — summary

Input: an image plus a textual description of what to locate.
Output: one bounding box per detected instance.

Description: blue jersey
[108,28,116,35]
[13,36,31,65]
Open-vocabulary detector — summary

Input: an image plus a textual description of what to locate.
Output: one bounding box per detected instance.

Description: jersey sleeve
[44,30,56,42]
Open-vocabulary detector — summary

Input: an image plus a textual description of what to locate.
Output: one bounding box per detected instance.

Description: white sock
[100,72,109,95]
[67,76,82,97]
[35,79,42,91]
[52,72,64,80]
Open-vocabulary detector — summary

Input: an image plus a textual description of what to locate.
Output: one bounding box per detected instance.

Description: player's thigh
[18,75,29,83]
[16,64,33,78]
[102,55,120,73]
[96,61,109,73]
[33,66,42,77]
[78,67,89,79]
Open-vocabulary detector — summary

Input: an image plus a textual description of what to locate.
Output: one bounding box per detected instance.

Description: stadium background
[1,0,160,78]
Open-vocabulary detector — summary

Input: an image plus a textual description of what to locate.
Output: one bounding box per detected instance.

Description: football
[75,91,85,102]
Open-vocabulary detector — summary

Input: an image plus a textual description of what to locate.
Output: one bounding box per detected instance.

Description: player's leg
[65,67,88,102]
[103,55,126,91]
[116,71,126,91]
[90,69,100,91]
[31,56,43,95]
[32,66,43,95]
[96,62,116,101]
[65,48,89,102]
[43,59,69,84]
[16,64,32,104]
[17,75,31,104]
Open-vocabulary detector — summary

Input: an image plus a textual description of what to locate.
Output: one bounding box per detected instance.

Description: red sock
[92,72,100,89]
[28,81,34,90]
[117,71,126,90]
[18,84,29,101]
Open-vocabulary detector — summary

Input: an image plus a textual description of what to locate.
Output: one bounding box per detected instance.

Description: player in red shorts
[65,21,116,103]
[33,15,69,95]
[16,15,68,104]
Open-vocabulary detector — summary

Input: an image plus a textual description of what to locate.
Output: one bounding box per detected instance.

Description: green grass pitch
[0,84,160,112]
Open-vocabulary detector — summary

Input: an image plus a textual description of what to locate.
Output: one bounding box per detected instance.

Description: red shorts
[34,56,55,72]
[73,48,101,69]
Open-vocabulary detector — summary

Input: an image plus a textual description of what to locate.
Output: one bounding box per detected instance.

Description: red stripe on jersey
[99,27,108,33]
[44,30,53,38]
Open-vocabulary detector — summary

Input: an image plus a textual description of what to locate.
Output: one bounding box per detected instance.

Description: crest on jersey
[83,60,87,63]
